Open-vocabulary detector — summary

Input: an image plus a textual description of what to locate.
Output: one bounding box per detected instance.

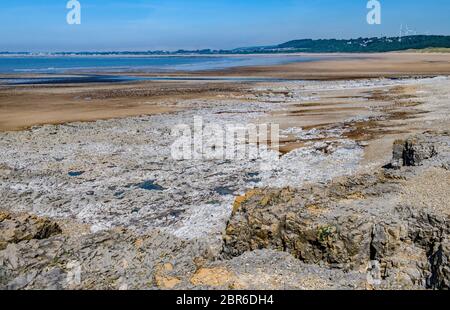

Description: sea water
[0,55,316,74]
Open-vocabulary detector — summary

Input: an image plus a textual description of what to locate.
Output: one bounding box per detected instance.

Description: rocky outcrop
[0,211,214,290]
[223,183,449,289]
[390,131,450,168]
[0,210,369,290]
[223,132,450,289]
[429,239,450,289]
[1,132,448,290]
[0,212,62,250]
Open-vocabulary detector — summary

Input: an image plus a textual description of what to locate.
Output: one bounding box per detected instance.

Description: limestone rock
[0,212,62,250]
[390,132,449,168]
[223,133,450,289]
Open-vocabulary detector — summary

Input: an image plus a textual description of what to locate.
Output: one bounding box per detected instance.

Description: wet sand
[1,52,450,131]
[218,52,450,79]
[0,81,246,131]
[122,52,450,79]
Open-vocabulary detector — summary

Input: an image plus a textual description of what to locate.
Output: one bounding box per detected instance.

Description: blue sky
[1,0,449,51]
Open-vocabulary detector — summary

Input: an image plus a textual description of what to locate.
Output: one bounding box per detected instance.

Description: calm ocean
[0,55,316,74]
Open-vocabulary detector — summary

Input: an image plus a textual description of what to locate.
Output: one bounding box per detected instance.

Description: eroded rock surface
[0,212,62,250]
[0,211,367,290]
[1,74,449,291]
[223,132,450,289]
[391,132,450,168]
[1,132,449,290]
[0,213,214,290]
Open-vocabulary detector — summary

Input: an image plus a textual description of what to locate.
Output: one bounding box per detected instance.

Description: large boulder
[390,131,449,168]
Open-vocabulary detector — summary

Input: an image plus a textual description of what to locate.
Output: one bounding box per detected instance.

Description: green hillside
[272,35,450,53]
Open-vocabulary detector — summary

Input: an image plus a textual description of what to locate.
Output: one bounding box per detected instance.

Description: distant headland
[1,35,450,56]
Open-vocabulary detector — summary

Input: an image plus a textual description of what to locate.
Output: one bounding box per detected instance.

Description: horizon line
[1,34,449,54]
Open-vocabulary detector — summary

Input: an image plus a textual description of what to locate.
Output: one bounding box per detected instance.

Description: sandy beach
[122,52,450,79]
[213,52,450,79]
[2,52,450,131]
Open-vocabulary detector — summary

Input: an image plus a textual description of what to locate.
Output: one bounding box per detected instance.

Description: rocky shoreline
[1,77,449,290]
[1,131,449,289]
[224,132,450,289]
